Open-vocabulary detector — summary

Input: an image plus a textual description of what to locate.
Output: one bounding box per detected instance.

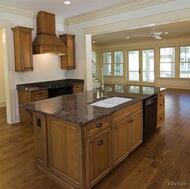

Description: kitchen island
[21,86,165,189]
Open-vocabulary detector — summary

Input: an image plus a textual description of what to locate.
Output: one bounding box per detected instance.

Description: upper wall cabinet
[59,34,75,69]
[12,26,33,72]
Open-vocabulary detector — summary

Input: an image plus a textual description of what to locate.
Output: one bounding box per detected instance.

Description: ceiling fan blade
[153,32,162,36]
[154,35,162,40]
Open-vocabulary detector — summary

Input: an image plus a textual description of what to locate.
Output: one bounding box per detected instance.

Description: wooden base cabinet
[112,119,129,166]
[33,113,47,166]
[32,102,143,189]
[112,101,143,167]
[85,127,111,188]
[18,90,48,124]
[157,91,165,128]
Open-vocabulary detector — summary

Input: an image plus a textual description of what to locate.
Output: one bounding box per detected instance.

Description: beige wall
[92,35,190,89]
[0,29,6,107]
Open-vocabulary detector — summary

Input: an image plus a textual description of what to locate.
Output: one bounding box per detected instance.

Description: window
[103,51,124,76]
[128,51,139,81]
[142,50,154,82]
[114,51,124,76]
[103,52,111,76]
[160,47,175,77]
[180,46,190,78]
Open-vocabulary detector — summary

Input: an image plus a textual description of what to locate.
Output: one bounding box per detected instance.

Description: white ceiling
[92,20,190,44]
[0,0,128,18]
[1,0,190,43]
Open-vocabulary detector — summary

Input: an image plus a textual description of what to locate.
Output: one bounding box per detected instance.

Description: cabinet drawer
[111,101,142,124]
[157,111,165,128]
[31,90,48,101]
[73,84,83,93]
[84,116,110,138]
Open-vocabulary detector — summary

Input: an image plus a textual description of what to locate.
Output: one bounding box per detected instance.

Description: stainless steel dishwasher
[143,94,157,142]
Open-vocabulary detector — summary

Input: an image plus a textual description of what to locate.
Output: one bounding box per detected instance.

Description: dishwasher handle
[144,95,157,106]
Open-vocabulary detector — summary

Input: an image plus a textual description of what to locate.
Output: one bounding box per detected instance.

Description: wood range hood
[33,11,67,55]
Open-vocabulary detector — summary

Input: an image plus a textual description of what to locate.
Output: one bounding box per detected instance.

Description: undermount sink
[90,97,132,108]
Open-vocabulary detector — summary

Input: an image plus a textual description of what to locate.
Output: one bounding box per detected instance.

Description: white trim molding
[65,0,174,25]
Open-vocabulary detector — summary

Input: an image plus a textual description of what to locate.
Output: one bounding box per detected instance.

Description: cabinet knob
[96,123,102,128]
[98,140,103,145]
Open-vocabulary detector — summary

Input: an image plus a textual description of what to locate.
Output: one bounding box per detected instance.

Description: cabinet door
[21,28,33,70]
[60,34,75,69]
[33,113,47,166]
[85,128,111,188]
[157,91,165,128]
[128,110,143,152]
[12,26,33,71]
[112,119,129,167]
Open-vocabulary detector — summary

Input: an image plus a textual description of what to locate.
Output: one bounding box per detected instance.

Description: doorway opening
[0,20,17,124]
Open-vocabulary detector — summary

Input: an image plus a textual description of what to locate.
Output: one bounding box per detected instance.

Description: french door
[127,49,154,85]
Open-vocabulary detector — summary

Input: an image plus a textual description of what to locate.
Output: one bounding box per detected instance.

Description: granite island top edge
[20,87,166,126]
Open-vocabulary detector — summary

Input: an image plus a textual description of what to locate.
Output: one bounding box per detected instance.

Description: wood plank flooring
[0,88,190,189]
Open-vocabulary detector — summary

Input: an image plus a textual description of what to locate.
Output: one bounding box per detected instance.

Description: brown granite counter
[21,86,166,126]
[17,79,84,91]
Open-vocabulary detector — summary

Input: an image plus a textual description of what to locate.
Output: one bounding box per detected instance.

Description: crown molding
[65,0,174,25]
[0,2,64,25]
[0,2,35,18]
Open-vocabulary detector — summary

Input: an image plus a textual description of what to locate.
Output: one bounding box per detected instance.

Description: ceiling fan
[130,27,163,40]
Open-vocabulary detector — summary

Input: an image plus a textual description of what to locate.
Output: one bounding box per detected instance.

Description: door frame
[0,19,17,124]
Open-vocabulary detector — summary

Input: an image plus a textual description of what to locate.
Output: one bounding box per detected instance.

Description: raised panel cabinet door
[157,91,165,128]
[60,34,75,69]
[85,128,111,188]
[12,26,33,71]
[67,36,75,69]
[112,119,129,167]
[33,113,47,166]
[47,116,83,188]
[128,110,143,152]
[21,29,33,70]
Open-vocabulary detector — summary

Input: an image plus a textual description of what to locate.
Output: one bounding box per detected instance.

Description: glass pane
[103,64,111,76]
[128,51,139,81]
[114,51,123,63]
[160,47,175,77]
[160,47,175,62]
[129,71,139,81]
[143,50,154,82]
[180,46,190,62]
[180,46,190,78]
[180,63,190,78]
[103,52,111,64]
[160,63,175,77]
[114,64,123,76]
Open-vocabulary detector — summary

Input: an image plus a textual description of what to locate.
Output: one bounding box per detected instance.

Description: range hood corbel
[33,11,67,55]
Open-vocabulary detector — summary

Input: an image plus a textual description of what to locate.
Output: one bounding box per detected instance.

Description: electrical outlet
[20,76,24,81]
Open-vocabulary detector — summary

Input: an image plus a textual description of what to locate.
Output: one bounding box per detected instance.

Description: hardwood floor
[0,88,190,189]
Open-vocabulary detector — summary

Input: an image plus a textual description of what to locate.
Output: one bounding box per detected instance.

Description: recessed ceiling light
[165,32,169,34]
[126,36,130,39]
[64,1,71,5]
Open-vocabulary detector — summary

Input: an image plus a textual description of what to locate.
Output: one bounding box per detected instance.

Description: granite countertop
[21,86,166,126]
[17,79,84,91]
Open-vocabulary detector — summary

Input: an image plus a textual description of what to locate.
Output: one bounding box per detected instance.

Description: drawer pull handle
[38,92,42,95]
[98,140,103,145]
[97,123,102,128]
